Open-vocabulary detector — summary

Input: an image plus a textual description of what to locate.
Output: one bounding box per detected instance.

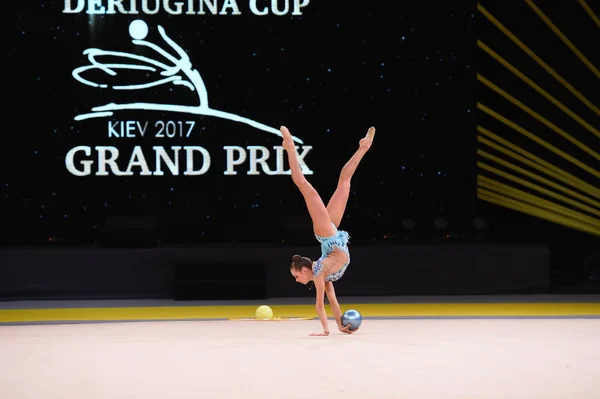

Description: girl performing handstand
[281,125,375,336]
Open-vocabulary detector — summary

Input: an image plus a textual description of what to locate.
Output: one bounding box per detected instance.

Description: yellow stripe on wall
[1,303,599,323]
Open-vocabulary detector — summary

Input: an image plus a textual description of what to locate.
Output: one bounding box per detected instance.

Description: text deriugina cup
[62,0,312,16]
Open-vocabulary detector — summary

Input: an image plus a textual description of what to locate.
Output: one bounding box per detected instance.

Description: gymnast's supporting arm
[325,281,343,329]
[312,275,330,336]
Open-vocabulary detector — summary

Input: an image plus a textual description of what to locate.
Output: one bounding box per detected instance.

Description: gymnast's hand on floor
[309,331,330,337]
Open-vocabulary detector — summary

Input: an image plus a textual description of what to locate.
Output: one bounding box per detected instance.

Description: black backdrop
[5,1,598,256]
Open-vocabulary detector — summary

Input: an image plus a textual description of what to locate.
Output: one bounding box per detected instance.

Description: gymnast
[281,125,375,336]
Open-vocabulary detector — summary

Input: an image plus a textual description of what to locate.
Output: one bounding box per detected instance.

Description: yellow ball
[255,305,274,320]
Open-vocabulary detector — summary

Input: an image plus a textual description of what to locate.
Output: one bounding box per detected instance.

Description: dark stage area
[0,242,552,301]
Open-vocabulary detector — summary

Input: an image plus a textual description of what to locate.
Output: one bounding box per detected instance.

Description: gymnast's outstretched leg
[326,127,375,228]
[280,126,336,238]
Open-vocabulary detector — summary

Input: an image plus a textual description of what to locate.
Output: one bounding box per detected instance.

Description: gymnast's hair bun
[292,254,302,262]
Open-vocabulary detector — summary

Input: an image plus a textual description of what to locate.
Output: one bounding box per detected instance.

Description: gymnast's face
[291,267,311,285]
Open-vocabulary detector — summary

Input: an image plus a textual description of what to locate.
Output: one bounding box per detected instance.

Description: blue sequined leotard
[312,223,350,282]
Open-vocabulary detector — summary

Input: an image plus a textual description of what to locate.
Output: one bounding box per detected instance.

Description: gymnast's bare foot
[280,126,296,150]
[359,126,375,151]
